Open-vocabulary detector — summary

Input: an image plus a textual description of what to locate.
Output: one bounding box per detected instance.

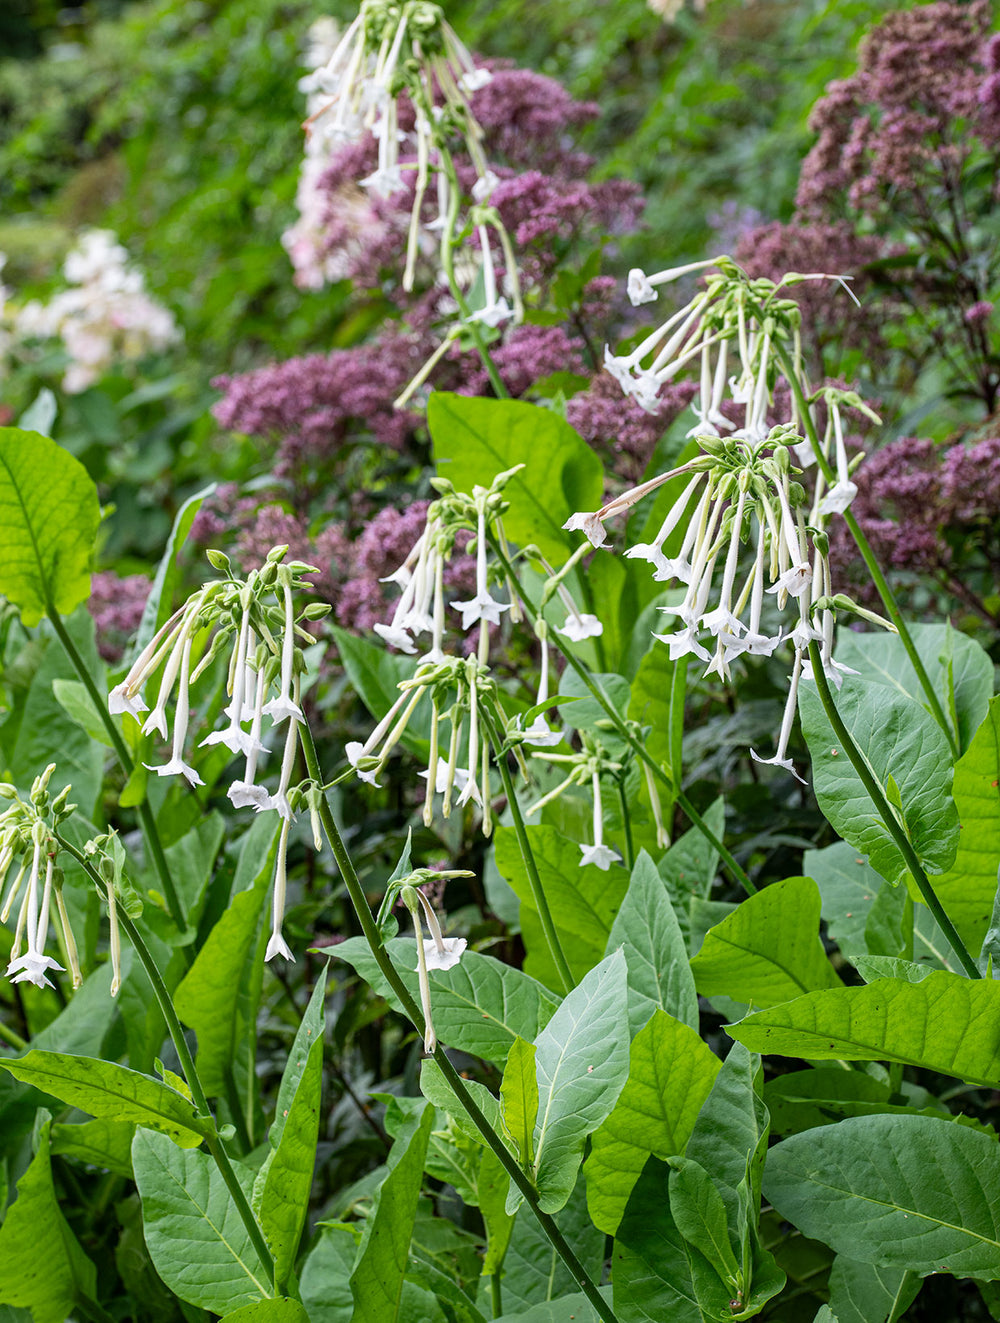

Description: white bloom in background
[579,771,621,871]
[14,229,179,393]
[557,611,603,643]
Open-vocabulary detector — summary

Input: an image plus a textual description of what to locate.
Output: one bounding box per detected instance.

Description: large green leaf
[612,1158,701,1323]
[685,1042,766,1228]
[763,1115,1000,1277]
[586,1010,720,1235]
[494,823,629,987]
[220,1302,309,1322]
[493,1292,614,1323]
[607,850,697,1033]
[690,876,841,1007]
[0,427,101,626]
[299,1226,355,1323]
[133,1129,269,1313]
[532,950,630,1212]
[827,1256,919,1323]
[836,623,992,756]
[175,817,280,1096]
[334,938,559,1065]
[931,697,1000,950]
[501,1035,539,1168]
[259,969,326,1287]
[0,1051,211,1145]
[428,393,603,563]
[0,1121,97,1322]
[730,970,1000,1085]
[798,677,959,885]
[50,1116,137,1177]
[349,1102,434,1323]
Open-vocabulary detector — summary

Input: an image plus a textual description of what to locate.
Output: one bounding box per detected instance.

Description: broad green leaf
[685,1042,765,1227]
[587,550,665,677]
[852,955,930,984]
[532,950,630,1212]
[0,427,101,626]
[419,1057,505,1145]
[132,1129,269,1313]
[668,1157,741,1282]
[837,623,992,755]
[331,625,429,756]
[0,1051,211,1145]
[827,1256,919,1323]
[132,482,214,660]
[220,1303,309,1322]
[299,1226,355,1323]
[429,393,603,563]
[762,1067,947,1137]
[157,812,224,921]
[499,1176,604,1314]
[798,677,959,885]
[479,1145,516,1274]
[628,642,678,775]
[763,1114,1000,1277]
[349,1102,434,1323]
[931,696,1000,950]
[175,818,279,1096]
[661,798,727,932]
[50,1116,136,1177]
[259,969,326,1286]
[334,938,559,1065]
[494,1292,614,1323]
[729,970,1000,1086]
[586,1010,720,1234]
[612,1157,701,1323]
[690,876,841,1007]
[806,840,890,958]
[607,849,697,1033]
[0,1120,97,1322]
[501,1036,538,1167]
[494,823,628,986]
[51,677,114,746]
[557,669,631,735]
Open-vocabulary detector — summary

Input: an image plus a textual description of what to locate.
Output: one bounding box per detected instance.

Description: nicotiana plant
[3,6,1000,1323]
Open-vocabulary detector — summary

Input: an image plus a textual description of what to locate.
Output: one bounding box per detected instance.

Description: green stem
[772,341,960,759]
[54,835,278,1292]
[805,640,979,979]
[0,1015,27,1051]
[490,1271,503,1320]
[483,713,575,995]
[45,604,190,939]
[618,782,635,871]
[298,724,620,1323]
[668,657,687,796]
[491,539,756,896]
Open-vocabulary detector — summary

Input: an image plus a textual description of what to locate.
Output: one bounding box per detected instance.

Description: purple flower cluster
[565,371,697,482]
[797,1,995,216]
[88,572,151,663]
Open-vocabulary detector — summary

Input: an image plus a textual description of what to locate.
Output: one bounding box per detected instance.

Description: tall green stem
[0,1016,27,1051]
[771,340,959,759]
[297,723,620,1323]
[618,783,635,871]
[805,640,979,979]
[54,835,278,1292]
[489,539,756,896]
[483,713,575,995]
[45,604,189,939]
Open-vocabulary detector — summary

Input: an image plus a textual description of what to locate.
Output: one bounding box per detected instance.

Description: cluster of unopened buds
[302,0,522,325]
[0,767,78,991]
[108,546,331,960]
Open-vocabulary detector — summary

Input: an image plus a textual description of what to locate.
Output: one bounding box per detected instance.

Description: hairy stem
[298,722,620,1323]
[46,604,190,939]
[805,640,979,979]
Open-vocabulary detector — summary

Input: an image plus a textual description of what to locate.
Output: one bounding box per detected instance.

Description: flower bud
[205,549,231,572]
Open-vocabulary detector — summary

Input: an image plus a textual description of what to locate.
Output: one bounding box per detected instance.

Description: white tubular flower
[419,757,471,797]
[414,888,467,971]
[579,772,621,871]
[108,685,149,720]
[465,226,513,327]
[453,501,510,630]
[265,817,295,962]
[144,637,204,787]
[141,617,193,741]
[733,515,783,658]
[624,471,705,579]
[263,575,304,725]
[201,605,255,754]
[556,610,603,642]
[267,684,301,821]
[750,648,807,784]
[229,666,271,810]
[817,403,858,516]
[521,623,563,747]
[562,511,609,548]
[7,841,63,990]
[627,268,658,306]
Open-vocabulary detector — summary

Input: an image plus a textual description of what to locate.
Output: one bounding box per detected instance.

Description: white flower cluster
[14,230,180,392]
[109,547,330,961]
[286,1,521,325]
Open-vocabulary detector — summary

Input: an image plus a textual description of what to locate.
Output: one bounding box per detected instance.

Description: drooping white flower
[263,575,304,725]
[145,638,204,787]
[561,511,609,548]
[750,647,807,784]
[557,611,603,642]
[627,268,658,306]
[579,771,621,871]
[265,817,295,962]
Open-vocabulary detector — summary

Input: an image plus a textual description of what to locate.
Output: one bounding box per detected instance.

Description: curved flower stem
[489,538,756,896]
[618,783,635,871]
[805,640,979,980]
[297,722,620,1323]
[53,835,278,1292]
[0,1017,27,1051]
[769,338,960,760]
[482,712,575,995]
[45,603,189,941]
